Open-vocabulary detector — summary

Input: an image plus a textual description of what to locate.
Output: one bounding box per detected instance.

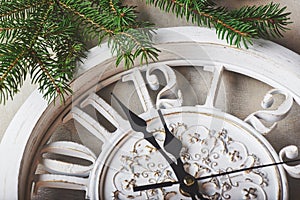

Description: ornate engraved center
[112,122,269,200]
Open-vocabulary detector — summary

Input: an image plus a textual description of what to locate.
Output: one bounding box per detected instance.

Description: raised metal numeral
[279,145,300,178]
[145,64,182,109]
[245,88,293,134]
[204,65,224,108]
[35,141,96,199]
[64,93,126,144]
[122,68,154,112]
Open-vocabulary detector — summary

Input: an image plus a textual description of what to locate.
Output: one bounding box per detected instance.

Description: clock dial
[1,27,300,200]
[101,108,284,200]
[31,63,296,200]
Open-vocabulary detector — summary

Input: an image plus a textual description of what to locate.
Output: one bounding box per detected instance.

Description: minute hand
[133,158,300,192]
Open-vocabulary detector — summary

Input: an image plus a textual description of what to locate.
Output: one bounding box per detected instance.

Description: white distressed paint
[0,27,299,199]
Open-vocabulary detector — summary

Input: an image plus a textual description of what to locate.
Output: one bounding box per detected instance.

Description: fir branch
[56,0,114,35]
[231,3,292,38]
[29,50,60,93]
[0,0,159,104]
[145,0,291,47]
[57,0,158,69]
[146,0,254,46]
[111,29,159,68]
[0,48,26,86]
[0,2,55,103]
[0,1,50,43]
[0,0,292,104]
[0,0,46,19]
[0,43,27,104]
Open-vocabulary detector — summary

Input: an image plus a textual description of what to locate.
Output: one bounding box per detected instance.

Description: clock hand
[157,109,208,200]
[195,157,300,181]
[112,94,208,199]
[133,158,300,192]
[111,93,176,165]
[157,109,183,162]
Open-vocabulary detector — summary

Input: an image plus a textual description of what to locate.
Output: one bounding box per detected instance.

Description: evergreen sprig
[146,0,292,47]
[0,0,159,104]
[0,0,292,104]
[232,3,291,38]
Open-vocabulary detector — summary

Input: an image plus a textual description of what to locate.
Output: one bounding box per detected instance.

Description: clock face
[2,27,300,200]
[100,108,283,199]
[32,63,291,200]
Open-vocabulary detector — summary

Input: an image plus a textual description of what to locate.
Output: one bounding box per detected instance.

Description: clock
[1,27,300,200]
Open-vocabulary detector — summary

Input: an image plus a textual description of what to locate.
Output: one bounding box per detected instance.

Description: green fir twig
[0,0,292,104]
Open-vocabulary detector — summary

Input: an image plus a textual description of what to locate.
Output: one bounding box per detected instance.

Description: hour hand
[111,93,161,150]
[157,109,183,161]
[111,93,148,133]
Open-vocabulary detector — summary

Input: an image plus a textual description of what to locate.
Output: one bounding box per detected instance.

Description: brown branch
[109,0,118,15]
[109,0,126,19]
[0,28,11,31]
[0,27,26,32]
[242,17,277,24]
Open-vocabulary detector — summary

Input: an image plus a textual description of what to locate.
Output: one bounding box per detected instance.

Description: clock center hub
[179,175,198,197]
[183,175,195,186]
